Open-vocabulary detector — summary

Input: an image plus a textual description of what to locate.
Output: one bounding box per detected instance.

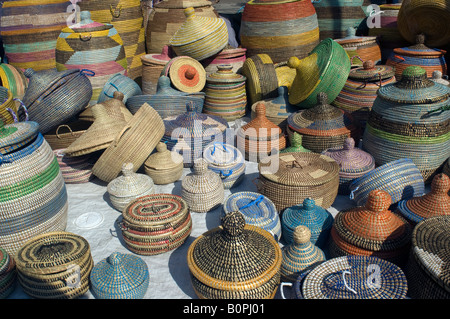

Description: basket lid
[332,190,412,251]
[334,27,378,46]
[281,132,311,153]
[393,34,447,57]
[169,7,226,47]
[141,46,174,66]
[301,255,408,299]
[411,216,450,291]
[322,138,375,175]
[0,120,39,156]
[144,142,183,170]
[348,60,395,82]
[397,173,450,222]
[206,64,246,84]
[181,158,223,193]
[68,11,113,32]
[187,211,281,287]
[203,142,244,168]
[376,66,450,104]
[259,152,340,186]
[90,252,149,296]
[162,56,206,93]
[107,163,155,198]
[239,102,283,138]
[154,0,214,9]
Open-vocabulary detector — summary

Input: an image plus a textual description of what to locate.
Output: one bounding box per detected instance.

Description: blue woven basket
[97,73,142,104]
[90,252,150,299]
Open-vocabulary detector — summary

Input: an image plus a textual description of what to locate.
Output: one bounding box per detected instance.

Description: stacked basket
[140,46,174,95]
[201,47,247,75]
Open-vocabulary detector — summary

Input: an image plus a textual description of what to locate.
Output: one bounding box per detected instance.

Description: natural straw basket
[144,142,184,185]
[54,149,94,184]
[92,103,165,183]
[0,246,17,299]
[257,152,340,211]
[15,231,93,299]
[141,45,174,95]
[44,120,93,151]
[90,252,149,299]
[120,194,192,256]
[107,163,155,212]
[223,191,282,242]
[187,211,282,299]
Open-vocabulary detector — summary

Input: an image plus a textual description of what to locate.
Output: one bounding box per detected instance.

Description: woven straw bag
[144,142,184,185]
[120,194,192,256]
[15,231,93,299]
[257,152,340,211]
[0,246,17,299]
[90,252,149,299]
[187,211,282,299]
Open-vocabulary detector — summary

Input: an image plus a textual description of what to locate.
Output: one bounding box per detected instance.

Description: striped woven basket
[240,0,320,64]
[97,73,142,104]
[120,194,192,256]
[79,0,146,81]
[55,11,127,106]
[362,66,450,183]
[0,121,68,256]
[0,246,17,299]
[201,47,247,75]
[160,56,207,93]
[54,149,94,184]
[187,211,282,299]
[404,216,450,299]
[223,192,282,242]
[348,158,425,207]
[257,152,340,211]
[144,142,184,185]
[15,231,93,299]
[140,45,174,95]
[0,0,72,71]
[0,64,28,100]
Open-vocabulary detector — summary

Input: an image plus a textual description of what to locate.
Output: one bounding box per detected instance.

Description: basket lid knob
[293,225,311,244]
[184,7,196,19]
[23,68,36,79]
[290,132,303,146]
[193,158,208,175]
[317,92,328,105]
[303,197,316,211]
[121,162,134,177]
[287,56,301,69]
[254,102,266,117]
[415,33,425,45]
[113,91,124,101]
[184,66,197,80]
[107,252,122,266]
[363,60,375,70]
[156,141,168,153]
[222,211,245,237]
[430,173,450,194]
[365,190,391,213]
[343,137,355,150]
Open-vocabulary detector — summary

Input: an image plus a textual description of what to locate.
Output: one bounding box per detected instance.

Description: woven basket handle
[8,98,29,122]
[79,33,92,41]
[104,82,120,98]
[279,282,293,300]
[110,4,122,18]
[56,124,74,139]
[113,125,131,147]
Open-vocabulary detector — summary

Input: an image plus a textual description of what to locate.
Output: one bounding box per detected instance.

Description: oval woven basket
[120,194,192,256]
[187,211,282,299]
[257,152,340,211]
[15,231,93,299]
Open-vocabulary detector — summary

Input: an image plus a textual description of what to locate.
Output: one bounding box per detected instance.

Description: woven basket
[44,120,92,151]
[201,47,247,75]
[0,246,17,299]
[362,66,450,183]
[187,211,282,299]
[236,102,286,162]
[203,143,246,189]
[0,121,68,256]
[349,158,425,207]
[281,198,334,249]
[298,255,408,299]
[160,56,207,93]
[322,137,375,195]
[21,68,93,134]
[54,149,94,184]
[146,0,219,54]
[107,163,155,212]
[79,0,146,81]
[397,0,450,48]
[90,252,149,299]
[203,65,247,121]
[288,39,351,109]
[15,231,93,299]
[329,189,412,267]
[280,132,311,153]
[120,194,192,256]
[0,86,16,126]
[223,191,282,242]
[257,152,340,211]
[240,0,320,64]
[92,103,165,183]
[0,0,72,71]
[444,158,450,177]
[396,173,450,226]
[144,142,184,185]
[97,73,142,104]
[141,45,174,95]
[386,34,447,80]
[287,92,360,154]
[313,0,367,40]
[0,63,28,100]
[404,216,450,299]
[55,11,127,106]
[332,60,396,130]
[280,225,326,283]
[181,158,224,213]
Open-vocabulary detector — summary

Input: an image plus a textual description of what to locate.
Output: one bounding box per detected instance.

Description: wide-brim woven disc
[165,56,206,93]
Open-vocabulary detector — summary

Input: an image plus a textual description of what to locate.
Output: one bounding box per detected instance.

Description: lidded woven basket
[322,137,375,195]
[15,231,93,299]
[396,173,450,226]
[280,225,326,283]
[281,198,333,249]
[90,252,149,299]
[141,45,174,95]
[236,101,286,162]
[362,66,450,183]
[0,246,17,299]
[287,92,360,154]
[404,215,450,299]
[280,132,310,154]
[107,163,155,212]
[169,7,228,61]
[329,190,412,267]
[97,73,142,105]
[54,149,94,184]
[334,27,381,66]
[257,152,340,211]
[144,142,184,185]
[187,211,282,299]
[181,158,224,213]
[223,192,282,242]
